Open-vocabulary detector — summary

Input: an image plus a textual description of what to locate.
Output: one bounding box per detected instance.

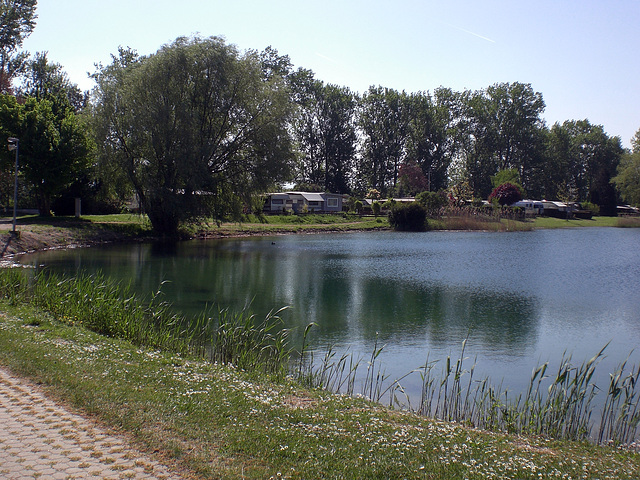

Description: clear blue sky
[21,0,640,147]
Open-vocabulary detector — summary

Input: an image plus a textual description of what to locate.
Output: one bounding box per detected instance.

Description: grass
[3,213,638,257]
[532,216,640,229]
[189,213,390,237]
[300,336,640,447]
[0,268,292,378]
[1,268,640,479]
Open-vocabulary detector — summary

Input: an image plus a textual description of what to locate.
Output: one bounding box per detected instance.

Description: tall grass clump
[297,333,640,447]
[617,216,640,228]
[0,267,32,305]
[415,343,640,445]
[0,268,292,376]
[598,357,640,445]
[28,271,196,353]
[206,306,291,378]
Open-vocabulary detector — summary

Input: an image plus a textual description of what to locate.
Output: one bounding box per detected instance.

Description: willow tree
[91,36,294,234]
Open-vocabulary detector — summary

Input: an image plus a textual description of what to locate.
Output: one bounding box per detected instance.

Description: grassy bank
[0,214,154,257]
[1,213,388,257]
[531,216,640,229]
[3,213,639,259]
[2,305,639,479]
[1,270,639,479]
[192,213,389,237]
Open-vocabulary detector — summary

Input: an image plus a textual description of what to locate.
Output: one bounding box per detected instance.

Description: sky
[21,0,640,147]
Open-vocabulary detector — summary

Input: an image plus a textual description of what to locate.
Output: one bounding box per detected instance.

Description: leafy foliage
[17,51,87,112]
[0,94,93,215]
[396,160,429,196]
[415,190,448,213]
[613,129,640,207]
[491,168,520,189]
[488,182,523,206]
[388,202,428,231]
[357,86,409,195]
[91,37,295,234]
[0,0,37,93]
[290,69,357,194]
[544,120,624,210]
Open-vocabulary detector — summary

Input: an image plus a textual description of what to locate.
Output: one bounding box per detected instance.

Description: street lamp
[7,137,19,235]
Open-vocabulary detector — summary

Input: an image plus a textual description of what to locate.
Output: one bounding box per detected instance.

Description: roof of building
[298,192,325,202]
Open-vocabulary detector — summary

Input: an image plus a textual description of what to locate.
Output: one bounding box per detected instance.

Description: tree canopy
[488,182,523,206]
[0,25,636,221]
[290,69,357,194]
[0,93,93,215]
[613,129,640,207]
[0,0,37,93]
[91,36,295,234]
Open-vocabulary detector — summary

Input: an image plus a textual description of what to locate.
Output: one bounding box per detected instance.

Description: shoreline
[2,214,638,262]
[0,216,391,260]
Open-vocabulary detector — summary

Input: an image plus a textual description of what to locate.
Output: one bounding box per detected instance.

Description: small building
[511,200,545,215]
[617,205,640,216]
[264,192,345,214]
[540,200,579,218]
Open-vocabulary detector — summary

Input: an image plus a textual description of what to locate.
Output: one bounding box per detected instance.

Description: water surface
[20,228,640,404]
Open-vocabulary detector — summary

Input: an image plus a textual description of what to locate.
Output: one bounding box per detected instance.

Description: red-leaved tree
[488,182,523,206]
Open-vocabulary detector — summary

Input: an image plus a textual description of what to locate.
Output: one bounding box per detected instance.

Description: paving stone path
[0,367,184,480]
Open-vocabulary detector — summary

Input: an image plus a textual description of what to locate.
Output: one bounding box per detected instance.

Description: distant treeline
[1,9,639,233]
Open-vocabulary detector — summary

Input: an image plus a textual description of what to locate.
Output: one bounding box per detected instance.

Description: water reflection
[22,228,640,402]
[29,235,540,355]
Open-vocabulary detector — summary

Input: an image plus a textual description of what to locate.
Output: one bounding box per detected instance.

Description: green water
[20,227,640,402]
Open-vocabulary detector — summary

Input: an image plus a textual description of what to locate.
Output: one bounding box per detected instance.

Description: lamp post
[7,137,19,235]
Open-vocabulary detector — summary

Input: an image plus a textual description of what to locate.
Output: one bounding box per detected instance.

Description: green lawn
[531,216,635,229]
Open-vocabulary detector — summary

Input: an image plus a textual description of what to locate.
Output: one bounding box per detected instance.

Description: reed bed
[617,216,640,228]
[0,268,291,377]
[299,335,640,448]
[428,207,534,232]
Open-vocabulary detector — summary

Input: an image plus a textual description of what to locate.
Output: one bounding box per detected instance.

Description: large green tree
[0,0,37,93]
[0,94,93,215]
[91,36,295,234]
[289,70,357,194]
[17,51,86,112]
[613,129,640,207]
[544,120,623,212]
[455,83,546,199]
[403,89,453,193]
[357,86,409,195]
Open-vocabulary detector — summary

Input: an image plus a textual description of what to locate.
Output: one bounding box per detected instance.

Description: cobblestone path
[0,367,184,480]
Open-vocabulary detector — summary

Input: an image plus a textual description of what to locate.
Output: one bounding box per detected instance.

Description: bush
[415,191,448,214]
[581,201,600,215]
[488,183,523,206]
[388,202,428,231]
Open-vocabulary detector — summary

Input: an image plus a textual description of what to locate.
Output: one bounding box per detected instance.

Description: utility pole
[7,137,19,235]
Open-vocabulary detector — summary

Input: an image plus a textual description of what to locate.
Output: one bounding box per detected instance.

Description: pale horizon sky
[21,0,640,147]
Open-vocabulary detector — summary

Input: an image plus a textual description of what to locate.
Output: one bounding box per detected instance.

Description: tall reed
[207,306,291,377]
[0,269,292,376]
[297,332,640,447]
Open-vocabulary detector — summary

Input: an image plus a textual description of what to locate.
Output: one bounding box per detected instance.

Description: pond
[19,227,640,408]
